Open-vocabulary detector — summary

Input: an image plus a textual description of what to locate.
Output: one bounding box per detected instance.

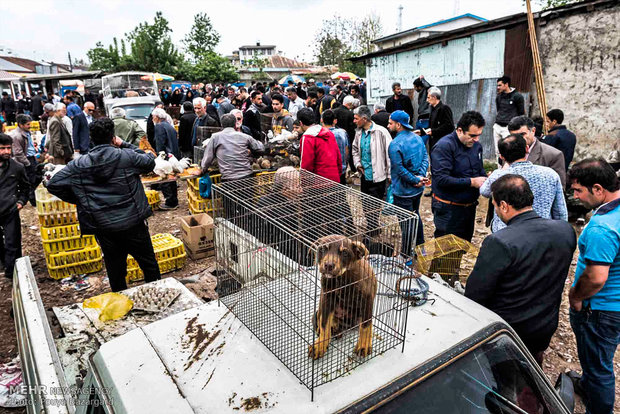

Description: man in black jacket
[47,118,160,292]
[494,75,525,158]
[370,103,390,130]
[385,82,413,122]
[0,133,30,279]
[152,108,180,210]
[1,92,17,125]
[413,75,431,130]
[243,91,264,142]
[334,96,357,171]
[465,174,576,365]
[178,101,197,158]
[543,108,576,171]
[72,104,90,155]
[31,91,44,120]
[426,86,454,149]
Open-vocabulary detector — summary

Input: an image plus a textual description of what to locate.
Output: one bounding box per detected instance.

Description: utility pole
[67,51,73,72]
[397,5,403,32]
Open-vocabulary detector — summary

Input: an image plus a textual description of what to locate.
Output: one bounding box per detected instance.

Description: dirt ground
[0,181,618,412]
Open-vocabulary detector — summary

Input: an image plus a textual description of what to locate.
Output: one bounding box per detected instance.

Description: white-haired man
[371,103,390,130]
[427,86,454,149]
[46,103,74,164]
[111,107,146,146]
[334,95,357,171]
[191,97,218,148]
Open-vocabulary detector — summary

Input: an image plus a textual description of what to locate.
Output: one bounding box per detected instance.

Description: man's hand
[16,203,23,210]
[426,129,432,136]
[357,166,364,175]
[569,286,583,311]
[414,177,428,187]
[112,136,123,147]
[470,176,487,188]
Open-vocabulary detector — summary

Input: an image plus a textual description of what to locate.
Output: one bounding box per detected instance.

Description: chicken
[153,152,173,178]
[168,155,193,173]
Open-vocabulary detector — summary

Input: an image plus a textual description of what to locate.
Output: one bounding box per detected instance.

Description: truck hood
[92,277,502,413]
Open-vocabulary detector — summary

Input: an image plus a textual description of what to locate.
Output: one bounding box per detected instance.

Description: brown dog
[308,235,378,360]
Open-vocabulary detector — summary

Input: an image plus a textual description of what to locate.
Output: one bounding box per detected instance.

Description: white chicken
[153,152,174,178]
[168,155,192,173]
[42,163,66,186]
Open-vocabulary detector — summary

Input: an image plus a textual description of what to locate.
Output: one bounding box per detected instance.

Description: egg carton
[130,286,181,313]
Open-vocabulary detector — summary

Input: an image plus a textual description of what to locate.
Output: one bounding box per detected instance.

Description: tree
[125,12,181,75]
[179,52,238,83]
[183,13,220,62]
[312,13,384,77]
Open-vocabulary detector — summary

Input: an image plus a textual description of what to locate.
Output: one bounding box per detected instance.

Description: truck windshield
[375,334,565,414]
[120,105,154,120]
[102,74,157,99]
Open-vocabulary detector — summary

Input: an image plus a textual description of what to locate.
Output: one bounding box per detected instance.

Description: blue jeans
[393,194,424,256]
[570,308,620,414]
[416,118,430,145]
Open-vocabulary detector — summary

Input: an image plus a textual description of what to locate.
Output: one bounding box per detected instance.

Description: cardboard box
[180,214,214,259]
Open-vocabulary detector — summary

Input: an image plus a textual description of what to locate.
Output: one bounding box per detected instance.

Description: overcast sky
[0,0,538,65]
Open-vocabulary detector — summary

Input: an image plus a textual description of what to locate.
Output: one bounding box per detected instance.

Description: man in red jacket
[298,107,342,183]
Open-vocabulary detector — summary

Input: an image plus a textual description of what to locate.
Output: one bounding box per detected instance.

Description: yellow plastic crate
[46,245,102,268]
[35,187,76,215]
[126,233,186,282]
[187,174,221,193]
[144,189,161,209]
[47,257,103,280]
[187,189,212,214]
[40,224,97,254]
[38,212,79,228]
[126,254,187,283]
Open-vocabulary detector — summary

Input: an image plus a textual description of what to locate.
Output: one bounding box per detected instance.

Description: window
[375,335,564,414]
[120,104,155,120]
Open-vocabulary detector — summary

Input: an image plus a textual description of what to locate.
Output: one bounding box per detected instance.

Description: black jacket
[31,95,44,117]
[465,210,576,340]
[47,143,156,234]
[178,112,197,153]
[542,125,576,170]
[415,78,432,119]
[154,122,180,159]
[72,112,90,153]
[371,110,390,130]
[0,158,29,217]
[385,94,414,122]
[243,106,263,141]
[495,89,525,126]
[17,97,32,114]
[1,97,17,114]
[333,106,355,144]
[429,101,455,149]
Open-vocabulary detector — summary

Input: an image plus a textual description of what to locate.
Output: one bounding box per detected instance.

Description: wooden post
[526,0,549,135]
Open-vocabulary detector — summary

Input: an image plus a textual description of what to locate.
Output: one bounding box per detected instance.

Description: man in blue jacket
[430,111,487,242]
[47,118,160,292]
[387,111,429,255]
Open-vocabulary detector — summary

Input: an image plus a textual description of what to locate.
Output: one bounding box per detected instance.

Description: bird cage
[213,170,419,399]
[415,235,480,285]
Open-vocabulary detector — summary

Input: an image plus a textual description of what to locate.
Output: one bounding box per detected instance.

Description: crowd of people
[0,71,618,413]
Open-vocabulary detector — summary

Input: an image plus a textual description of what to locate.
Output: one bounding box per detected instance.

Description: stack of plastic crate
[186,174,220,215]
[126,233,186,283]
[36,187,103,279]
[144,189,161,210]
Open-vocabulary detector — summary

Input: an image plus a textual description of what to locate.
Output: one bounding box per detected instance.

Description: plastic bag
[0,357,25,408]
[385,185,394,204]
[83,292,133,322]
[199,174,213,199]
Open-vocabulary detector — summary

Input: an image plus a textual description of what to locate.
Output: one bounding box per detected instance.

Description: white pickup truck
[12,253,574,414]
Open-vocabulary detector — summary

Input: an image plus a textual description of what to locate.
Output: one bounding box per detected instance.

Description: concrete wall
[538,4,620,160]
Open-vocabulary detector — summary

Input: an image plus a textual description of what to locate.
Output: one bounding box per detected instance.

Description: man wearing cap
[388,111,429,254]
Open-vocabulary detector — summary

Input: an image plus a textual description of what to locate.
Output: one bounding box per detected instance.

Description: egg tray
[130,286,181,313]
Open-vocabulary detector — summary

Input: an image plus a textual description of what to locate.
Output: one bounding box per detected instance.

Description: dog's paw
[354,341,372,358]
[308,340,329,359]
[354,327,373,357]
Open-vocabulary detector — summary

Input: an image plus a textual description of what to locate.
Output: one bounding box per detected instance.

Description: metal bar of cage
[212,170,419,398]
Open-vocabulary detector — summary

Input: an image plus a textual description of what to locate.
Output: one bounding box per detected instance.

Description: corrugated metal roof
[353,0,616,62]
[0,70,21,81]
[0,57,31,72]
[0,56,42,72]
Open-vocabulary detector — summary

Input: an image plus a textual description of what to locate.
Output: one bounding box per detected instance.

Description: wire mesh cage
[415,234,480,285]
[213,169,419,398]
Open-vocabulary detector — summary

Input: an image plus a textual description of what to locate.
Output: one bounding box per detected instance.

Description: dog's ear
[351,241,369,260]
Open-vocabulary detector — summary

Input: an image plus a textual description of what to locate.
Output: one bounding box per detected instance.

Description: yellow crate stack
[126,233,186,283]
[36,187,103,279]
[186,174,221,215]
[144,189,161,210]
